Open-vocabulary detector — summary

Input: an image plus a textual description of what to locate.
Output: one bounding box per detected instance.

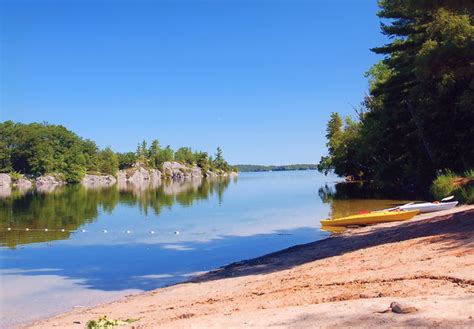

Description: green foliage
[97,147,119,177]
[156,146,174,167]
[317,113,362,178]
[195,151,210,173]
[459,186,474,204]
[86,316,137,329]
[0,121,234,182]
[0,138,12,173]
[431,169,474,204]
[464,169,474,179]
[431,170,457,199]
[318,1,474,190]
[0,121,98,182]
[148,139,161,168]
[174,147,195,165]
[213,146,231,172]
[136,140,148,164]
[9,171,23,181]
[116,152,137,170]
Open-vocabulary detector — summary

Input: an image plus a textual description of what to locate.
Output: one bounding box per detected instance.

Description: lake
[0,171,411,327]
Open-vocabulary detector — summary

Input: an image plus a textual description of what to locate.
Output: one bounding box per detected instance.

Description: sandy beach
[28,206,474,328]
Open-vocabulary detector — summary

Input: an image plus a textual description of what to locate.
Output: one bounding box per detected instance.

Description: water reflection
[0,177,233,248]
[318,182,415,219]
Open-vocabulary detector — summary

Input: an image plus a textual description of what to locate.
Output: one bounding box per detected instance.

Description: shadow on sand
[193,209,474,282]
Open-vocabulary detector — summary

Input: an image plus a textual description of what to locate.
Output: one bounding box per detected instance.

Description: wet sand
[28,206,474,328]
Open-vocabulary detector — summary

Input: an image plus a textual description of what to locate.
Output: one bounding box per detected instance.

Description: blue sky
[1,0,386,165]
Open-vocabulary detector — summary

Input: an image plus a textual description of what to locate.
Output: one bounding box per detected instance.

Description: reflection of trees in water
[318,182,416,219]
[0,177,233,248]
[319,181,425,203]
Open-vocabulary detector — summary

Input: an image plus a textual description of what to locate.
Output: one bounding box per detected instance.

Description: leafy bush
[464,169,474,180]
[431,169,474,204]
[431,170,457,199]
[9,171,23,181]
[459,186,474,205]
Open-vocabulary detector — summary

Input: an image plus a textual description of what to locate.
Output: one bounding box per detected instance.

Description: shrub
[463,169,474,180]
[431,170,457,200]
[459,186,474,205]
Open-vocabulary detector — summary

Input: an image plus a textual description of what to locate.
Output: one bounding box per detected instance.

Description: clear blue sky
[1,0,385,165]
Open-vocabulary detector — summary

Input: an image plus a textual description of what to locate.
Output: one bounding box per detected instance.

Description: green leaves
[0,120,234,180]
[319,0,473,191]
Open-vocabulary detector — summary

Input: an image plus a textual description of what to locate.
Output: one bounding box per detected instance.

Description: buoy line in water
[2,227,182,235]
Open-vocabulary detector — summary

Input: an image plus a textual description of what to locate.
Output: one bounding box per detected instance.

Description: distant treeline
[0,121,234,183]
[236,164,318,172]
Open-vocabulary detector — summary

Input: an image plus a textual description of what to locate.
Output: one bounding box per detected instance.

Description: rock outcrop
[117,162,161,190]
[16,178,33,190]
[0,173,12,187]
[0,174,12,197]
[34,175,64,193]
[162,161,198,179]
[204,170,238,179]
[82,174,116,188]
[36,175,64,187]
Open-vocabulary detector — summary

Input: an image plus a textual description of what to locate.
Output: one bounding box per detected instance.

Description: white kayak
[399,201,458,213]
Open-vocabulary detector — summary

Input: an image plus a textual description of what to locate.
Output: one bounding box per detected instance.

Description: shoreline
[27,206,474,328]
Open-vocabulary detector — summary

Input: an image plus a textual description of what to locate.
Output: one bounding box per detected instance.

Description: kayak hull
[399,201,458,213]
[320,210,420,227]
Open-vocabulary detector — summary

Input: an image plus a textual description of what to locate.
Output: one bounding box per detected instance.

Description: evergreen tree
[319,1,474,188]
[149,139,161,168]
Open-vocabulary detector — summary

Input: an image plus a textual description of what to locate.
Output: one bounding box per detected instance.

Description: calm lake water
[0,171,411,327]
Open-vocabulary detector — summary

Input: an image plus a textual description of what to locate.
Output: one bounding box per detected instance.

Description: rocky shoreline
[0,161,238,196]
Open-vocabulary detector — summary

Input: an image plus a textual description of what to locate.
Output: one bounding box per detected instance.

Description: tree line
[236,164,318,172]
[318,0,473,191]
[0,121,234,183]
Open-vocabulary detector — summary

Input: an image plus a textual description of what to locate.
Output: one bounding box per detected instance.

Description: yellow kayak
[320,210,419,227]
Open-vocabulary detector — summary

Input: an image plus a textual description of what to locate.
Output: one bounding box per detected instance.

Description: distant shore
[29,205,474,328]
[235,164,318,172]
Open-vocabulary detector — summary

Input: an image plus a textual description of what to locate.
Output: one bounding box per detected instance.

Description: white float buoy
[25,228,29,231]
[81,229,86,233]
[174,231,180,235]
[44,228,48,232]
[7,228,11,231]
[126,230,131,234]
[103,229,108,233]
[150,230,155,234]
[61,229,65,232]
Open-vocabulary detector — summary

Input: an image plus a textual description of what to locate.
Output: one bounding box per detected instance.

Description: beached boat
[320,210,419,227]
[398,201,458,213]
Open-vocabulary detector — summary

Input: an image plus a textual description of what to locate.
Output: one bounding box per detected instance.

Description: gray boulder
[16,178,33,190]
[0,173,11,187]
[82,174,116,188]
[36,175,64,187]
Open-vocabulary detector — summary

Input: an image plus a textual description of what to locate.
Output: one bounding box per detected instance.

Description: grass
[9,171,23,181]
[464,169,474,180]
[431,170,457,199]
[431,169,474,204]
[459,186,474,205]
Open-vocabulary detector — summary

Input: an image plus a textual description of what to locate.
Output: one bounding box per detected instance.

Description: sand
[27,206,474,328]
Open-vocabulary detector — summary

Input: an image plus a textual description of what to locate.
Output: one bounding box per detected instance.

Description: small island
[0,121,237,194]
